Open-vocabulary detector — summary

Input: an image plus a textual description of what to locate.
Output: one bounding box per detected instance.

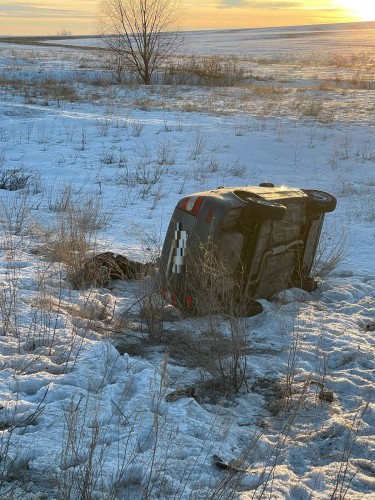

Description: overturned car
[159,183,337,316]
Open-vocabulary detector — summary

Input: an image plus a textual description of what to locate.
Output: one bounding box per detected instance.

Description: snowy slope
[0,24,374,499]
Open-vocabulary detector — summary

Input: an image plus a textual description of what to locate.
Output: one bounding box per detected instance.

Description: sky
[0,0,373,36]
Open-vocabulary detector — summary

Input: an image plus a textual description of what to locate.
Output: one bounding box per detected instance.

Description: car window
[219,230,243,272]
[218,209,244,273]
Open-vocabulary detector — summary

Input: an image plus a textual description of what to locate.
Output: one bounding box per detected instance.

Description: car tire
[222,297,263,317]
[245,298,264,316]
[246,197,287,220]
[303,189,337,213]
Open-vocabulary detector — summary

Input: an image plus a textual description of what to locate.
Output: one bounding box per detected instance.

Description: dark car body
[159,184,337,315]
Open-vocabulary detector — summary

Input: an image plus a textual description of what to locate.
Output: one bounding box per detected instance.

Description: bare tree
[98,0,182,85]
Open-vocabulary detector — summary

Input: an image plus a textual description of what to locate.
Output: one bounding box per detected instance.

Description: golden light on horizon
[0,0,373,36]
[335,0,375,21]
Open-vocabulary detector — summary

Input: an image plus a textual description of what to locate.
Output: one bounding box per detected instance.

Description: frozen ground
[0,23,374,499]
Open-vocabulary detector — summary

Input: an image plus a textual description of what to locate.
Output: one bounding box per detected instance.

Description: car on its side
[159,183,337,316]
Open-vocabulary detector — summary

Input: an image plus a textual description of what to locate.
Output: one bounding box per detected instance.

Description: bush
[0,167,30,191]
[45,185,110,288]
[164,55,245,87]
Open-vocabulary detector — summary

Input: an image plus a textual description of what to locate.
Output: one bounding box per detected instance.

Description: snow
[0,23,374,498]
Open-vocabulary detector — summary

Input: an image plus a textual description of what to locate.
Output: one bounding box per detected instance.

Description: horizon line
[1,19,375,39]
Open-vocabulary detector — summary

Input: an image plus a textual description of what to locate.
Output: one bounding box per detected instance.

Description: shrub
[0,167,30,191]
[45,185,109,288]
[312,223,347,280]
[164,55,245,87]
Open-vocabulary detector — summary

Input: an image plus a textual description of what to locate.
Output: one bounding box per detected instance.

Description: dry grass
[164,55,246,87]
[1,44,374,123]
[245,83,286,97]
[43,185,109,288]
[312,225,348,280]
[0,74,78,104]
[164,320,248,398]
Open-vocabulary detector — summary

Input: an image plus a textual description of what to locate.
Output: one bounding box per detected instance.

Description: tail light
[177,195,205,216]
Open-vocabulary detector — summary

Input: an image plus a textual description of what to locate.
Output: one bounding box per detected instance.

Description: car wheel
[303,189,337,213]
[245,298,264,316]
[246,197,287,220]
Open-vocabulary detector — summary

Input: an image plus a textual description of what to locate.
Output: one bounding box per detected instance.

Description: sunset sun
[336,0,375,21]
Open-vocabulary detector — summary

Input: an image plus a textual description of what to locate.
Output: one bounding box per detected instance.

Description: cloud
[219,0,249,6]
[0,1,94,20]
[218,1,303,9]
[217,1,337,12]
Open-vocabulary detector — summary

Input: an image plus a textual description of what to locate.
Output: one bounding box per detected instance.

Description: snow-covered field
[0,23,374,499]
